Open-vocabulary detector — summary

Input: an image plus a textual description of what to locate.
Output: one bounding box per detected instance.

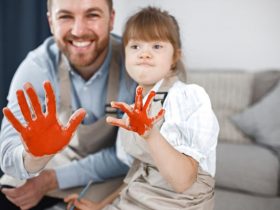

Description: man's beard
[56,32,110,69]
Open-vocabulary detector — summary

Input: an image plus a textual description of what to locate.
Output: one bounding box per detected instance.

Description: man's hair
[47,0,113,12]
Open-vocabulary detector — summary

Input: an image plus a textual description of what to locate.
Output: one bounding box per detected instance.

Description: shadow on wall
[0,0,51,122]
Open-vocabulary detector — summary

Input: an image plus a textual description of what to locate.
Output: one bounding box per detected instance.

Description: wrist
[40,170,58,192]
[23,151,53,173]
[142,127,158,141]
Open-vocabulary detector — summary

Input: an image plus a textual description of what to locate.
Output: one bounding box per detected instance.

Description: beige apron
[0,35,124,200]
[104,76,215,210]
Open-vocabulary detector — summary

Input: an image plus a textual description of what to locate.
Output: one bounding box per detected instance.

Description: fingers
[66,202,75,210]
[3,193,20,207]
[106,116,131,130]
[135,86,143,111]
[1,188,24,207]
[73,198,93,210]
[44,81,56,118]
[66,108,86,134]
[1,187,17,198]
[24,82,44,118]
[64,193,79,203]
[143,90,155,112]
[3,107,25,133]
[17,90,32,123]
[64,194,79,210]
[151,108,165,124]
[111,102,133,117]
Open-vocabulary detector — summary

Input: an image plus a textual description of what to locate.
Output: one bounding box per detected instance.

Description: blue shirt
[0,35,136,187]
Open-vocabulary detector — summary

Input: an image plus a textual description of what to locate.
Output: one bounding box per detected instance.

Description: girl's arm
[107,86,198,193]
[144,127,198,193]
[99,183,126,208]
[65,183,126,210]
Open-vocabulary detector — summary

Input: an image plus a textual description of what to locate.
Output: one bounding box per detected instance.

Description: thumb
[65,108,86,135]
[151,108,165,125]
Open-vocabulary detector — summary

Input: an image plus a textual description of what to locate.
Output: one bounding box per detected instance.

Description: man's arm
[1,170,58,210]
[0,65,48,179]
[0,40,58,179]
[1,146,128,210]
[55,146,129,189]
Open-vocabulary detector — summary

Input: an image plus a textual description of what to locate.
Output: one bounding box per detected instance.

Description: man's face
[48,0,115,69]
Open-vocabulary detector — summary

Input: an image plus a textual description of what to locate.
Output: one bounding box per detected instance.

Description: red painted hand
[2,81,86,157]
[107,86,165,136]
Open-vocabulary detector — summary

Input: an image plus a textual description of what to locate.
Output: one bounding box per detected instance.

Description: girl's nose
[139,51,152,59]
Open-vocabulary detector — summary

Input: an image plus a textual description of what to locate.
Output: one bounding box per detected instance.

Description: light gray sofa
[48,70,280,210]
[188,70,280,210]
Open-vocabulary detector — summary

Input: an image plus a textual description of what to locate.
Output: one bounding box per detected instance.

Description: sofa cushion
[231,80,280,147]
[216,143,279,196]
[188,71,254,143]
[215,189,280,210]
[252,70,280,104]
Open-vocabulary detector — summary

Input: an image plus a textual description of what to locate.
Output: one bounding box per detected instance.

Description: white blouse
[116,80,219,177]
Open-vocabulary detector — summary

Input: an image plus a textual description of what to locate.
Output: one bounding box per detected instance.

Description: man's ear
[109,9,115,31]
[47,12,54,34]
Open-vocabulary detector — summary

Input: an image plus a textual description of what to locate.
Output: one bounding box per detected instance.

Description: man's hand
[106,86,165,137]
[2,80,86,157]
[1,170,58,210]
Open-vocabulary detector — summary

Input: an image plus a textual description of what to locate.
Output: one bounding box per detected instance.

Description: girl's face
[125,39,175,89]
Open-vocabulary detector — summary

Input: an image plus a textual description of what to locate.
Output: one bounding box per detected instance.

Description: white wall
[112,0,280,71]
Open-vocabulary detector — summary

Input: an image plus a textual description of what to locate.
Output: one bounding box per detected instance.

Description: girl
[65,6,219,210]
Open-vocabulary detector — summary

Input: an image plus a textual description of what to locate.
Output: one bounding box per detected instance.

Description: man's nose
[71,18,87,37]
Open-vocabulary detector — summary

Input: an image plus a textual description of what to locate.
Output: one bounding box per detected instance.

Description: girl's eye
[153,44,163,49]
[130,45,139,50]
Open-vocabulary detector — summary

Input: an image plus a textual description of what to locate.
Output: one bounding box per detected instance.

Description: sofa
[187,70,280,210]
[48,69,280,210]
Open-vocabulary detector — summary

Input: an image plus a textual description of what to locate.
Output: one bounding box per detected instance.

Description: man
[0,0,135,209]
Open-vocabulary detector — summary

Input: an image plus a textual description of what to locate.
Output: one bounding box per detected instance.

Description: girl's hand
[2,81,86,157]
[106,86,165,137]
[65,194,103,210]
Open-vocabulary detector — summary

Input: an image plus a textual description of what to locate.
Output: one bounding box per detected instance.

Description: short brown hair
[123,7,186,77]
[123,7,181,53]
[47,0,113,12]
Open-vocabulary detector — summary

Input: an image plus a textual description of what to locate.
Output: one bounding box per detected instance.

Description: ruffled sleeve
[160,82,219,176]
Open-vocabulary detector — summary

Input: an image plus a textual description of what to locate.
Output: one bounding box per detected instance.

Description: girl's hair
[123,6,186,81]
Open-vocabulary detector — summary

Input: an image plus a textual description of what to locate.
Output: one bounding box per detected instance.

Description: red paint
[110,86,165,136]
[2,81,86,157]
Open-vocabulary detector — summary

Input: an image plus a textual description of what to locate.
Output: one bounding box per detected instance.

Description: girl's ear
[173,49,182,63]
[171,49,182,70]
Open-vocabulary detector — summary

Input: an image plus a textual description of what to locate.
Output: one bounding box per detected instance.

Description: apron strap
[58,53,72,118]
[153,75,179,105]
[105,36,121,117]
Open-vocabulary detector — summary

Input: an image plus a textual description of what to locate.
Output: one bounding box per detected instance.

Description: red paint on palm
[110,86,165,136]
[2,81,86,157]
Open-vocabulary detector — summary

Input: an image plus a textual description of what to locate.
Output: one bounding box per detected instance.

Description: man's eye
[87,13,99,18]
[153,44,163,49]
[58,15,72,20]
